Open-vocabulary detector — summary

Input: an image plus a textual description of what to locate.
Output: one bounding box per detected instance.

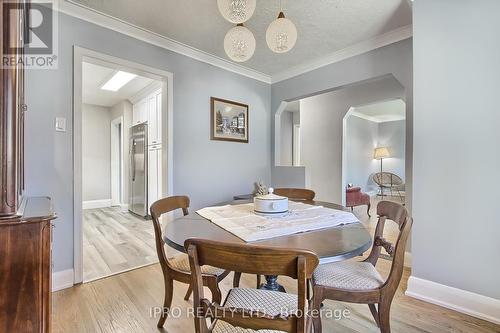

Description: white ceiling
[70,0,412,76]
[351,99,405,123]
[82,62,155,107]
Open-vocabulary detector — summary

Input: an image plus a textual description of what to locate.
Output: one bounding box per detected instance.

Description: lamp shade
[224,25,256,62]
[266,12,298,53]
[217,0,256,24]
[374,147,390,160]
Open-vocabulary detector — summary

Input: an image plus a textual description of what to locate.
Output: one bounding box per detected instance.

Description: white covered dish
[253,187,289,216]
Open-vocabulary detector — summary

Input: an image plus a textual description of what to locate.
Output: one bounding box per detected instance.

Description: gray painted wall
[25,13,271,273]
[271,39,413,209]
[298,76,404,204]
[271,166,307,189]
[82,104,111,201]
[345,115,379,193]
[413,0,500,300]
[110,100,133,205]
[378,120,405,180]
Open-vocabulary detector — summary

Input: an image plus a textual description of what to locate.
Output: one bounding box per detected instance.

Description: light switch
[55,117,66,132]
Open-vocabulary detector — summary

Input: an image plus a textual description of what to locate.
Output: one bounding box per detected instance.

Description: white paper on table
[196,202,359,242]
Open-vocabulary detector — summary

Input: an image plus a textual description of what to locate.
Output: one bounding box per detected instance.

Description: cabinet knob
[21,104,28,112]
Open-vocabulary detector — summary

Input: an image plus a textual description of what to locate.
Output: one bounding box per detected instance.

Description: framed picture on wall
[210,97,249,143]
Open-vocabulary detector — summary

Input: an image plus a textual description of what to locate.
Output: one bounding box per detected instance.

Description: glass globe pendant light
[224,24,256,62]
[217,0,257,24]
[266,0,297,53]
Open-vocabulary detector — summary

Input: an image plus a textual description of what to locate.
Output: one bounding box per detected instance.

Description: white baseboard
[52,269,74,292]
[406,276,500,325]
[83,199,112,209]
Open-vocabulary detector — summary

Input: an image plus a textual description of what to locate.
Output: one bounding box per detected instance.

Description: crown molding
[350,111,405,123]
[58,0,272,84]
[58,1,411,86]
[271,24,413,84]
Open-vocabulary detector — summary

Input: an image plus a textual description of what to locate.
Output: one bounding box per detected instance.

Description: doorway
[342,98,407,206]
[74,47,173,284]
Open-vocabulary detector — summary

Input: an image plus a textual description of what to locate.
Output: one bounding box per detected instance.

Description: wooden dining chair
[186,239,319,333]
[233,187,316,289]
[311,201,412,333]
[150,196,230,328]
[274,188,316,201]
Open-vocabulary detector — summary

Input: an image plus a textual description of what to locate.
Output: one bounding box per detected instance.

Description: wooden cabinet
[0,0,28,218]
[1,2,57,332]
[0,197,56,333]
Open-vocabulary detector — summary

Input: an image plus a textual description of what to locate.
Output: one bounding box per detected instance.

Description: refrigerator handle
[131,138,136,181]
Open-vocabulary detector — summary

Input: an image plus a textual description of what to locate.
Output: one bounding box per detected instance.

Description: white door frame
[341,98,405,206]
[110,116,123,206]
[292,124,301,166]
[73,46,174,284]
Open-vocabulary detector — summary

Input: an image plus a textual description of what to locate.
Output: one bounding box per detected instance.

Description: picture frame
[210,97,249,143]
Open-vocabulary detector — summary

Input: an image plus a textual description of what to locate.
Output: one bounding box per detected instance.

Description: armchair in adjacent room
[346,186,371,217]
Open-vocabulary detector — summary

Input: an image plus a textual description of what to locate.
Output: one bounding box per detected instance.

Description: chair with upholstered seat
[186,239,319,333]
[150,196,230,328]
[311,201,412,333]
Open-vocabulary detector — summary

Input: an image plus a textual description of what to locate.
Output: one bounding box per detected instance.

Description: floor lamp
[374,147,390,197]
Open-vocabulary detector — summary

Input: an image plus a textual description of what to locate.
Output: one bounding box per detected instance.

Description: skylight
[101,71,137,91]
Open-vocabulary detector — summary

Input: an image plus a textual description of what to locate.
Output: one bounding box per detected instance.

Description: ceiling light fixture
[217,0,256,24]
[101,71,137,92]
[224,24,256,62]
[266,0,297,53]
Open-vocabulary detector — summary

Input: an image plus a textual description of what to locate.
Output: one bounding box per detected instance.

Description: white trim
[58,0,271,84]
[350,111,405,123]
[406,276,500,325]
[110,116,123,206]
[271,25,413,84]
[129,81,162,105]
[341,107,355,207]
[273,101,289,165]
[57,0,412,85]
[74,46,175,284]
[82,199,112,210]
[52,269,74,292]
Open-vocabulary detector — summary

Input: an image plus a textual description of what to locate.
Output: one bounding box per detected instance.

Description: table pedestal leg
[260,275,286,292]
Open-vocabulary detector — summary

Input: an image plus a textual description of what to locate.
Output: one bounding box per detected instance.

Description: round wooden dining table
[163,200,372,291]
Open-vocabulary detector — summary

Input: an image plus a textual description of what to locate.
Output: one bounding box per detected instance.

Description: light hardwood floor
[83,207,158,282]
[53,263,500,332]
[57,198,500,332]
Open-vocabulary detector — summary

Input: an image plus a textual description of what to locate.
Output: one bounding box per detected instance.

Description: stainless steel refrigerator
[129,123,148,217]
